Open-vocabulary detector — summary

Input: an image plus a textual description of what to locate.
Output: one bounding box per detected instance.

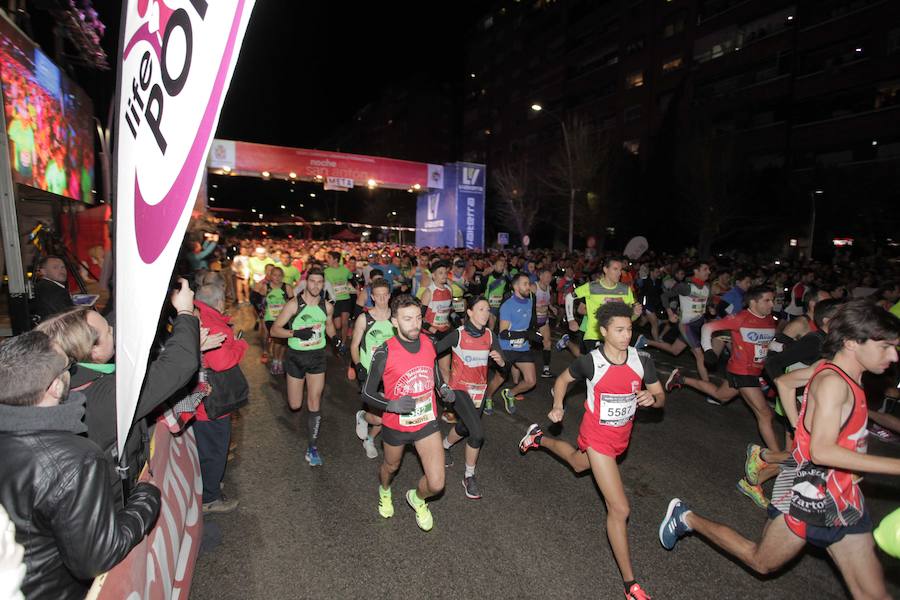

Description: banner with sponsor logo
[87,423,203,600]
[415,162,484,249]
[114,0,254,456]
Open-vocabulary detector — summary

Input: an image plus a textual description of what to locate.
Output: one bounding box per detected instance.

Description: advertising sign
[497,232,509,246]
[114,0,254,457]
[415,162,485,249]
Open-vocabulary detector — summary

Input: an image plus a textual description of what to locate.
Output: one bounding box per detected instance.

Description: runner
[420,260,454,383]
[565,256,642,355]
[269,268,339,467]
[255,266,293,375]
[362,294,456,531]
[486,272,541,415]
[519,301,665,600]
[532,268,556,378]
[660,300,900,600]
[485,256,509,330]
[637,261,712,382]
[434,296,506,499]
[349,278,394,459]
[324,251,353,348]
[664,286,778,448]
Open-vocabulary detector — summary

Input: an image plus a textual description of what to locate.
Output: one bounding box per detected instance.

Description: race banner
[415,162,485,249]
[87,423,203,600]
[114,0,254,456]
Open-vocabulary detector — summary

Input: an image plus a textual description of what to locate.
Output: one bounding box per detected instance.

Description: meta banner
[416,162,485,249]
[114,0,254,457]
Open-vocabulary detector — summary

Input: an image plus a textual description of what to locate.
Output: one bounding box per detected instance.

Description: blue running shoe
[554,333,570,352]
[659,498,692,550]
[634,334,648,350]
[305,446,323,467]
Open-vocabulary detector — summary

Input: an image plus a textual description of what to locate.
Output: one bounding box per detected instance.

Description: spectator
[0,331,161,599]
[36,280,203,506]
[31,255,73,322]
[193,283,249,514]
[186,236,218,272]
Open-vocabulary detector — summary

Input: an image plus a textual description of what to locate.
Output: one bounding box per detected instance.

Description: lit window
[662,56,684,72]
[626,71,644,88]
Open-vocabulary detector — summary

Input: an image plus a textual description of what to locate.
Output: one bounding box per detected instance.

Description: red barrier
[87,422,203,600]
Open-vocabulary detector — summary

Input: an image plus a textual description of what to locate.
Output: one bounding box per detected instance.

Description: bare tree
[492,158,540,241]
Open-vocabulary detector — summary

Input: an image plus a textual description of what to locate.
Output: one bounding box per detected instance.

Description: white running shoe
[355,410,368,441]
[363,437,378,459]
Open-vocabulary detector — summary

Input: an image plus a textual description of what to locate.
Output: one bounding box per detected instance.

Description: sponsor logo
[427,194,440,220]
[462,166,481,186]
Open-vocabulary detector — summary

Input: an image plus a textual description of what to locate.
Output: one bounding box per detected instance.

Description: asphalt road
[192,305,900,600]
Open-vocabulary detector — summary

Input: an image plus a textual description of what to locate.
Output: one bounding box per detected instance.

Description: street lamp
[808,189,824,260]
[531,103,575,252]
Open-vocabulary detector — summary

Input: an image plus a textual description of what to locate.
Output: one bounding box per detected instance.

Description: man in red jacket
[194,284,248,514]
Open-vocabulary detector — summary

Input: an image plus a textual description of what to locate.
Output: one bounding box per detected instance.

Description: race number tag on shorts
[599,393,637,427]
[297,323,323,348]
[399,392,435,428]
[465,383,488,408]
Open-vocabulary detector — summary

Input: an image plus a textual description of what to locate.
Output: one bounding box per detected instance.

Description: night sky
[72,1,480,223]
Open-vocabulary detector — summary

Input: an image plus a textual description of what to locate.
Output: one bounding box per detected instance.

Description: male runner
[485,256,509,330]
[532,268,556,378]
[350,279,394,459]
[270,268,338,467]
[520,302,665,600]
[660,299,900,600]
[637,261,712,381]
[324,251,353,347]
[487,273,541,415]
[565,256,642,355]
[362,295,456,532]
[420,260,454,383]
[434,296,506,499]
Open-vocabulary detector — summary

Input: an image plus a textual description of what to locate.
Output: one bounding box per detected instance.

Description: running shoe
[659,498,692,550]
[483,397,494,416]
[736,478,769,510]
[444,447,454,468]
[664,368,683,392]
[744,443,768,486]
[634,334,648,350]
[305,446,323,467]
[518,423,543,453]
[624,582,652,600]
[869,422,900,444]
[554,333,570,352]
[363,437,378,459]
[462,476,482,500]
[378,486,394,518]
[406,490,433,532]
[355,410,369,441]
[501,388,517,414]
[541,365,553,378]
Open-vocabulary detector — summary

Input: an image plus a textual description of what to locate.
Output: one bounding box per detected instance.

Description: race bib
[465,382,487,408]
[452,297,466,312]
[296,323,323,348]
[489,295,502,308]
[398,391,435,427]
[753,344,768,364]
[599,393,637,427]
[268,301,285,318]
[333,282,351,296]
[432,299,452,326]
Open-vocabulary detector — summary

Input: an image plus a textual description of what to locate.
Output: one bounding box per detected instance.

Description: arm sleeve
[196,240,217,260]
[565,283,587,321]
[661,282,690,310]
[433,328,460,355]
[700,315,736,351]
[764,334,822,379]
[134,314,201,422]
[567,354,595,380]
[53,455,161,578]
[638,351,659,385]
[362,344,390,410]
[490,331,503,355]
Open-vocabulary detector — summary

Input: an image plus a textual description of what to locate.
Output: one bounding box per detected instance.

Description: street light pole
[532,104,575,252]
[808,189,822,261]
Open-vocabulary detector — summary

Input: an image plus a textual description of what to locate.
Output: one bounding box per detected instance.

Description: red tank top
[789,362,868,527]
[424,283,452,332]
[449,326,492,406]
[380,336,438,432]
[726,310,776,376]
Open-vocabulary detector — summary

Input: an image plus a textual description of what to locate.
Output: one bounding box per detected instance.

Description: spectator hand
[201,328,227,352]
[171,278,194,313]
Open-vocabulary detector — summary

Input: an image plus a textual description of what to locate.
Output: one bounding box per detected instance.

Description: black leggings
[452,391,485,449]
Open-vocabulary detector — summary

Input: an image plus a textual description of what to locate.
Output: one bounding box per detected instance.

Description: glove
[386,395,416,414]
[527,330,544,345]
[332,337,347,355]
[354,362,368,382]
[293,328,314,340]
[438,384,456,404]
[703,349,718,369]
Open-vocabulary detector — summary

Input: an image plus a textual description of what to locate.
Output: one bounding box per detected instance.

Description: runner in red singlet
[420,260,454,383]
[660,300,900,600]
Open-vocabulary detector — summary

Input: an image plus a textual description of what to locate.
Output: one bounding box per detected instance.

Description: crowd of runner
[190,235,900,600]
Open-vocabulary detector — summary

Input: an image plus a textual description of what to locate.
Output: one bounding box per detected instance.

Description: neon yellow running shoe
[744,443,768,486]
[405,489,433,532]
[736,478,769,510]
[378,486,394,518]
